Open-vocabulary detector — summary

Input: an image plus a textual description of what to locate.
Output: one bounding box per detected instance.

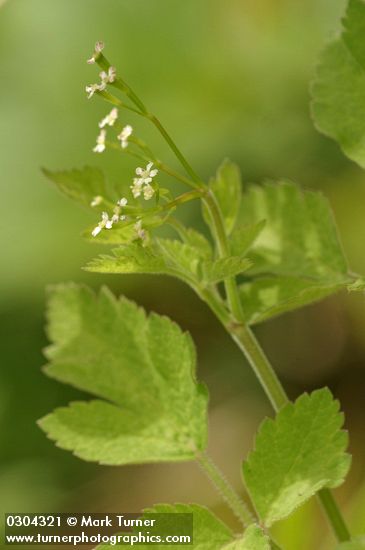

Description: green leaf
[203,159,242,235]
[85,240,202,285]
[239,182,348,279]
[82,224,139,245]
[85,243,169,275]
[156,240,251,284]
[223,525,270,550]
[42,166,120,210]
[230,221,266,257]
[39,284,208,465]
[311,0,365,167]
[337,538,365,550]
[243,388,351,527]
[95,504,233,549]
[86,239,251,288]
[236,181,362,324]
[239,277,343,325]
[177,228,213,260]
[201,257,252,285]
[156,239,203,277]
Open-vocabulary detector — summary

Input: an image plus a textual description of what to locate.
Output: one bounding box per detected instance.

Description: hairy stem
[197,452,255,527]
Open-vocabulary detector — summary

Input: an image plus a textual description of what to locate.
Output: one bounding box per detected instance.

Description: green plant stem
[202,191,246,320]
[198,452,283,549]
[229,320,288,411]
[318,489,351,542]
[148,114,203,187]
[197,452,255,527]
[97,90,143,115]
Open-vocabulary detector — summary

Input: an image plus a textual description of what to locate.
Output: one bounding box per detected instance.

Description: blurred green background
[1,0,365,548]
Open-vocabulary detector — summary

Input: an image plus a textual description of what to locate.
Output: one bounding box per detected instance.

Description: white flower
[90,195,103,207]
[85,81,106,99]
[100,66,116,84]
[135,162,158,185]
[91,225,102,237]
[87,41,104,64]
[117,125,133,149]
[99,108,118,128]
[143,184,155,200]
[85,83,101,99]
[131,162,158,200]
[130,177,143,198]
[90,198,128,237]
[117,197,128,207]
[93,129,106,153]
[92,211,113,237]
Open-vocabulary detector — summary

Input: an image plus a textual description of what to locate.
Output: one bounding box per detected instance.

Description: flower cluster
[86,66,117,99]
[91,197,128,237]
[86,42,157,242]
[131,162,158,200]
[92,109,133,154]
[87,41,104,65]
[93,129,106,153]
[99,107,118,129]
[118,125,133,149]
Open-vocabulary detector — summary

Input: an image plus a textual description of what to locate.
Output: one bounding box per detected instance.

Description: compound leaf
[237,181,362,324]
[85,239,250,287]
[243,388,351,527]
[311,0,365,167]
[39,284,208,465]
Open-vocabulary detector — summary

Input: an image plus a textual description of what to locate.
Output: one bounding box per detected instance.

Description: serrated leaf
[239,182,348,279]
[156,239,203,277]
[201,257,252,285]
[236,181,362,324]
[203,159,242,235]
[85,243,169,275]
[230,221,266,258]
[176,227,213,260]
[243,388,351,527]
[239,277,343,325]
[223,525,270,550]
[42,166,119,210]
[337,538,365,550]
[39,284,208,465]
[85,240,201,284]
[311,0,365,167]
[95,504,233,549]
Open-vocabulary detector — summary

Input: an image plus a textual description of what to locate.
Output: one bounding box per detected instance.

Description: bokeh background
[1,0,365,548]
